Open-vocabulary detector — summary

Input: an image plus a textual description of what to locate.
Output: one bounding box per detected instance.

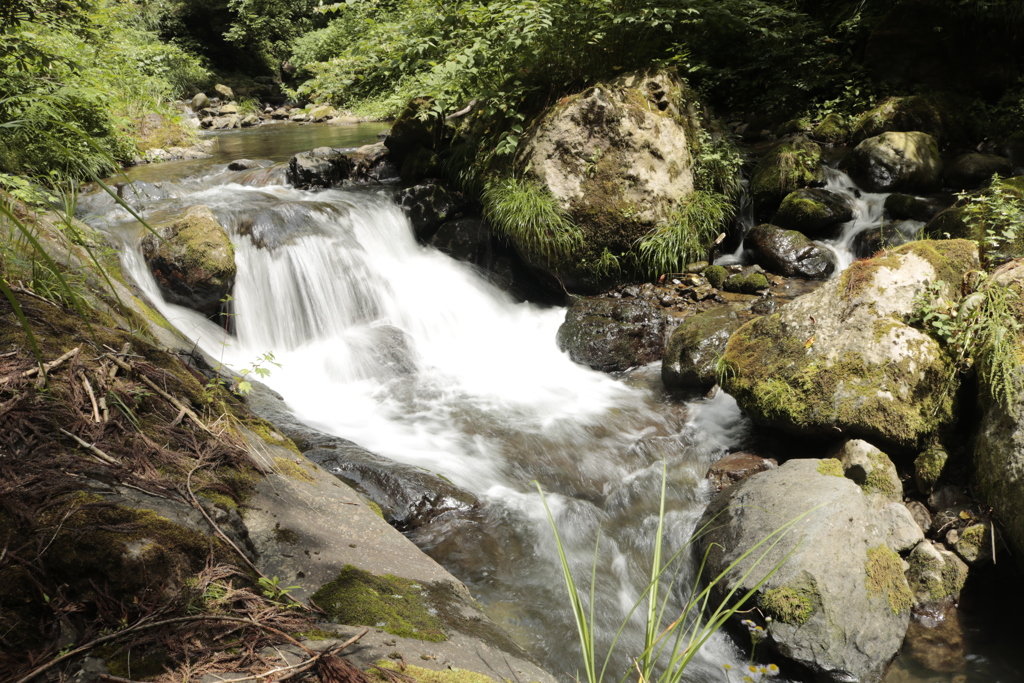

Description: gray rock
[190,92,209,111]
[945,153,1013,190]
[213,83,235,100]
[844,132,944,193]
[351,141,399,182]
[556,297,667,372]
[773,188,853,237]
[116,180,169,209]
[228,159,262,171]
[210,114,242,130]
[286,147,354,189]
[696,459,913,683]
[850,96,945,144]
[661,305,742,390]
[721,240,979,451]
[745,223,837,279]
[831,439,904,506]
[240,113,260,127]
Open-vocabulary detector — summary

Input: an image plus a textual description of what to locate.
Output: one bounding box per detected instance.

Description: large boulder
[773,189,853,237]
[944,153,1013,191]
[556,297,667,372]
[396,183,462,242]
[384,97,439,160]
[844,132,943,194]
[661,306,743,390]
[851,96,945,144]
[744,223,837,279]
[851,220,923,259]
[519,69,700,290]
[696,459,915,683]
[884,193,950,223]
[287,147,354,189]
[750,136,825,218]
[721,240,979,452]
[141,205,236,317]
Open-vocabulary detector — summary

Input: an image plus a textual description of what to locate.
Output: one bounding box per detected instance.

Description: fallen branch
[207,630,369,683]
[0,347,79,384]
[106,353,211,433]
[79,371,100,422]
[58,427,119,466]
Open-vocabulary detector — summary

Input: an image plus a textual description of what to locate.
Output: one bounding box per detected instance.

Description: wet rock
[228,159,261,171]
[271,107,291,120]
[399,144,441,183]
[210,114,242,130]
[744,223,837,279]
[773,189,853,237]
[351,141,399,182]
[556,297,667,372]
[884,193,950,223]
[852,220,923,259]
[705,452,777,493]
[851,96,945,144]
[662,306,742,390]
[750,136,825,218]
[904,601,967,673]
[430,217,491,264]
[945,153,1013,190]
[843,132,943,193]
[116,180,169,209]
[721,240,979,451]
[141,205,236,317]
[722,269,769,294]
[397,183,461,241]
[286,147,354,190]
[696,459,913,683]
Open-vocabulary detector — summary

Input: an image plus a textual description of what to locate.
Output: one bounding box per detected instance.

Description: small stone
[705,452,778,492]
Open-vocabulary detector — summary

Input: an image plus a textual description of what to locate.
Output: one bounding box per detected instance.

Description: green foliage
[482,176,583,266]
[956,175,1024,267]
[636,190,734,278]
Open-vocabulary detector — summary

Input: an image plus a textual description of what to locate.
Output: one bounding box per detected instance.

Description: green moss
[817,458,844,477]
[863,449,900,498]
[750,137,824,208]
[131,295,176,332]
[865,545,913,615]
[908,546,968,602]
[311,565,446,642]
[372,660,499,683]
[273,456,317,484]
[775,118,811,138]
[296,628,337,641]
[101,646,169,680]
[723,272,768,294]
[759,584,817,625]
[914,445,949,493]
[244,417,302,456]
[198,490,238,510]
[365,498,385,519]
[957,524,989,562]
[705,265,727,289]
[852,96,944,143]
[813,113,849,144]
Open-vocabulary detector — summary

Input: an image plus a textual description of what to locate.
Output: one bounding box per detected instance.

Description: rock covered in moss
[695,459,913,683]
[851,96,945,144]
[723,270,768,294]
[945,153,1014,190]
[750,136,825,217]
[852,220,924,259]
[142,205,236,317]
[384,97,439,159]
[914,444,950,494]
[556,297,667,372]
[520,69,700,290]
[744,224,837,279]
[662,306,742,390]
[704,264,727,289]
[832,440,903,505]
[905,541,968,607]
[812,112,850,144]
[721,240,979,451]
[308,104,338,123]
[773,188,854,237]
[844,132,943,194]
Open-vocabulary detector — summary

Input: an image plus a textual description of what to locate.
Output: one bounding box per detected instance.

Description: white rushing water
[82,160,762,681]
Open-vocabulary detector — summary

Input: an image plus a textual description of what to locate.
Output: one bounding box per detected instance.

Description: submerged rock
[141,205,236,317]
[556,297,667,372]
[773,188,853,237]
[721,240,979,451]
[843,132,943,194]
[744,223,836,279]
[696,459,913,683]
[662,306,742,390]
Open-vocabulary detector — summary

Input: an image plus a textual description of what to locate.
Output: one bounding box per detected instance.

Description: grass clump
[311,565,446,642]
[865,546,913,615]
[636,191,735,278]
[482,176,582,267]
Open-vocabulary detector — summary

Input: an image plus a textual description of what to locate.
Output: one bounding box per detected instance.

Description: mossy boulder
[773,189,853,237]
[384,97,439,160]
[721,240,979,452]
[812,112,850,145]
[661,305,743,390]
[832,439,903,505]
[905,540,968,607]
[520,69,701,290]
[851,96,945,144]
[141,205,236,317]
[914,444,950,494]
[704,264,727,289]
[695,459,912,682]
[308,104,338,123]
[852,220,924,259]
[744,224,837,279]
[750,136,825,218]
[556,297,667,372]
[844,132,943,194]
[722,270,768,294]
[944,153,1013,191]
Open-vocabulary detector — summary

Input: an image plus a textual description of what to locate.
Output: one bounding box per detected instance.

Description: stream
[78,123,1019,683]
